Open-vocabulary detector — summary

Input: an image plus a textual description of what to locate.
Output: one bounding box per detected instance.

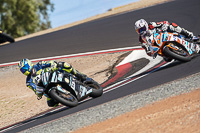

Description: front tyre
[49,87,78,107]
[163,44,191,62]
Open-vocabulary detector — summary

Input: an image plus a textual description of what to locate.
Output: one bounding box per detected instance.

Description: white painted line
[0,46,141,67]
[107,49,167,90]
[104,61,172,93]
[117,49,148,66]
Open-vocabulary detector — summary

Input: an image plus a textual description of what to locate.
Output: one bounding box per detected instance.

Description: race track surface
[0,0,200,64]
[2,0,200,132]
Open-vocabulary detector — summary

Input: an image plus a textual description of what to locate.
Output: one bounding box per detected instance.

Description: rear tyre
[49,87,78,107]
[0,33,15,43]
[163,44,191,62]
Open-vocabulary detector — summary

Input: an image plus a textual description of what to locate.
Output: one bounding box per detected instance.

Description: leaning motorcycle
[143,30,200,62]
[0,29,15,44]
[36,70,103,107]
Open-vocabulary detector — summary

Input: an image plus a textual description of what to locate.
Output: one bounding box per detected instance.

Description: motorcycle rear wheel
[163,43,191,62]
[49,87,78,107]
[0,33,15,43]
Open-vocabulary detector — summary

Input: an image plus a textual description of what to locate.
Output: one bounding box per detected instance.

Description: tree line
[0,0,54,38]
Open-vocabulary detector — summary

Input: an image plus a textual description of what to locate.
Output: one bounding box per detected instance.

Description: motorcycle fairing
[153,31,197,55]
[66,73,92,100]
[47,71,92,100]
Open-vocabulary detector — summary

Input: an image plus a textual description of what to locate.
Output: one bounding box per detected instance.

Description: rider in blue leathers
[18,59,88,107]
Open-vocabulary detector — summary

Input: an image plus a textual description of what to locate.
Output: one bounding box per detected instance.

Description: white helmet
[135,19,148,35]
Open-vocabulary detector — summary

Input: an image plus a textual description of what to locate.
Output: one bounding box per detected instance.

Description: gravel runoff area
[21,71,200,133]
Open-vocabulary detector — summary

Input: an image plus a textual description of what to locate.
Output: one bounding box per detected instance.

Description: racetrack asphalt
[0,0,199,64]
[1,0,200,132]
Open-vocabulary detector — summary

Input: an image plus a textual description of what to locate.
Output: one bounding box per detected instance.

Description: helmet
[18,59,33,76]
[135,19,148,35]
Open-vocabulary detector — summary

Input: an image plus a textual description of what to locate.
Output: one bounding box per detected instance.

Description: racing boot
[57,61,88,82]
[180,28,194,39]
[47,97,59,107]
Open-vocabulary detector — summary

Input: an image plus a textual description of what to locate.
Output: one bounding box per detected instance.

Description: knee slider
[47,99,59,107]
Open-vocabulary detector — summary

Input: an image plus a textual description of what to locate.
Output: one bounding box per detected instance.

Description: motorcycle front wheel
[49,87,78,107]
[163,43,191,62]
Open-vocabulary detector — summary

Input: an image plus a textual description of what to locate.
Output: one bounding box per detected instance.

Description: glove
[161,24,168,31]
[145,30,153,36]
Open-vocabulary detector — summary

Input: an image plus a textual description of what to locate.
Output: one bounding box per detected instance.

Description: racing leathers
[26,60,87,107]
[139,21,194,60]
